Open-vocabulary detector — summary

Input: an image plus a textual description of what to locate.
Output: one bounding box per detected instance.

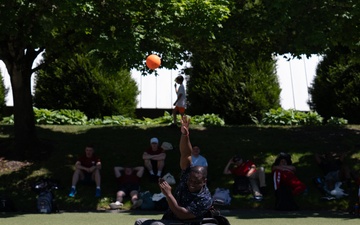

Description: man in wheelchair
[135,116,229,225]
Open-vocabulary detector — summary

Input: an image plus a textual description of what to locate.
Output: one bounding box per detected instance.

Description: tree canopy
[0,0,359,159]
[0,0,230,159]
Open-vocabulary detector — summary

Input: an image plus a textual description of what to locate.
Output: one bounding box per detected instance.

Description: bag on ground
[212,188,231,205]
[162,173,176,185]
[37,191,53,213]
[161,142,173,151]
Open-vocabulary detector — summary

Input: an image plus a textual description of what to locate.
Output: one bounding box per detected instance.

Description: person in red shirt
[143,137,166,178]
[272,152,307,196]
[223,155,266,200]
[109,166,144,210]
[68,144,102,197]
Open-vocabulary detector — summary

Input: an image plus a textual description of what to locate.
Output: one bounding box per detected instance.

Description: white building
[1,54,321,111]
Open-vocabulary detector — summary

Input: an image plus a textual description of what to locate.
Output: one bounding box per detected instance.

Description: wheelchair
[175,205,231,225]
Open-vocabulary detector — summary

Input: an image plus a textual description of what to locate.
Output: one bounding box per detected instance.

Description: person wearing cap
[170,75,186,127]
[142,137,166,178]
[223,155,266,201]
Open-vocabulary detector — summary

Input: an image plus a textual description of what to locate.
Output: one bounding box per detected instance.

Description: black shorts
[118,184,140,195]
[81,172,94,185]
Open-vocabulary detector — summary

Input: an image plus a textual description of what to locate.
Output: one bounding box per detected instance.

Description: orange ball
[146,54,161,70]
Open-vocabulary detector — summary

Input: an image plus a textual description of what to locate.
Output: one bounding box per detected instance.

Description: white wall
[1,60,38,105]
[131,68,186,109]
[276,54,322,111]
[1,54,321,111]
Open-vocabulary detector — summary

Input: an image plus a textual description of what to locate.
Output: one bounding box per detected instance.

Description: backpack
[212,188,231,205]
[37,191,53,213]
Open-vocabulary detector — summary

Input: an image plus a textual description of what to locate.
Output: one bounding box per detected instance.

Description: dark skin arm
[159,178,196,219]
[158,116,196,220]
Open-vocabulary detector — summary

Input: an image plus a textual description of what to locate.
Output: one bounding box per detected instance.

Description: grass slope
[0,124,360,213]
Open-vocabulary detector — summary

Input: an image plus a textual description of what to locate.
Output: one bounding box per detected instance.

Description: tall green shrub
[34,54,138,118]
[309,48,360,124]
[187,51,281,124]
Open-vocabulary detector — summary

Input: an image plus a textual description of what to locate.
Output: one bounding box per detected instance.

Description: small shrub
[190,113,225,126]
[34,108,88,125]
[260,108,324,126]
[326,117,348,126]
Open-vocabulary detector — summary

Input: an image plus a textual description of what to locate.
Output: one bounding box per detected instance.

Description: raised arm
[223,158,234,175]
[114,166,124,178]
[180,116,192,170]
[133,166,145,177]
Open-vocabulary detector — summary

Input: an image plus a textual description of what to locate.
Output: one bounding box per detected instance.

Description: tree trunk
[3,46,38,160]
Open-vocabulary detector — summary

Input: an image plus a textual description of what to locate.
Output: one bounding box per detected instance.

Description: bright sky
[1,54,321,111]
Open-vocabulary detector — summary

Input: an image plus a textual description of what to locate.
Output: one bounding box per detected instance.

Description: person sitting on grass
[143,137,166,179]
[272,152,307,196]
[134,116,212,225]
[223,154,266,201]
[68,144,102,198]
[315,151,352,194]
[191,145,208,168]
[110,165,144,210]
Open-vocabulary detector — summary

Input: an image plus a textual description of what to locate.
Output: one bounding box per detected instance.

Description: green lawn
[0,210,359,225]
[0,124,360,213]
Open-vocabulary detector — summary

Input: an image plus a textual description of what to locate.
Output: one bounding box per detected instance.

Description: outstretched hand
[159,178,172,197]
[180,115,190,136]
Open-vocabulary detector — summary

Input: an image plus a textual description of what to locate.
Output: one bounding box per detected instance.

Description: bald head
[190,166,208,178]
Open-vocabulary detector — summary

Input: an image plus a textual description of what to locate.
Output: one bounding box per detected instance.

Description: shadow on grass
[0,124,360,215]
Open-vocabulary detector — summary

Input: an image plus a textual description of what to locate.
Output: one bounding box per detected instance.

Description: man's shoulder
[199,186,213,202]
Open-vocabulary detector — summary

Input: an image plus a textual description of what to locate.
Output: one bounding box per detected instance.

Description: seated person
[68,144,101,197]
[135,116,212,225]
[191,145,208,167]
[143,137,166,178]
[315,152,351,193]
[110,166,144,209]
[223,154,266,200]
[272,152,307,196]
